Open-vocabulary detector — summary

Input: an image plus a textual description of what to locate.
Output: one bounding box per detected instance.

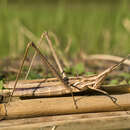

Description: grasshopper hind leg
[87,86,117,103]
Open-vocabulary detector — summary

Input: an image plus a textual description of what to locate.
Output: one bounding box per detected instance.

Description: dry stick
[65,36,72,53]
[2,83,130,97]
[24,33,44,80]
[2,94,130,120]
[88,54,130,66]
[49,31,60,47]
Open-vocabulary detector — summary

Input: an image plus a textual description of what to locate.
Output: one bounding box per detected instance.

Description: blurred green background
[0,0,130,58]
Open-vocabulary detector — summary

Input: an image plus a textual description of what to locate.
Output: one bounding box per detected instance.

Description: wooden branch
[1,78,130,97]
[1,94,130,120]
[88,54,130,66]
[0,111,130,130]
[102,84,130,94]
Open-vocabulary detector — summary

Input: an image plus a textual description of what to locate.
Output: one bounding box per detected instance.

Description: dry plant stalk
[2,79,130,97]
[1,94,130,120]
[7,31,130,110]
[87,54,130,66]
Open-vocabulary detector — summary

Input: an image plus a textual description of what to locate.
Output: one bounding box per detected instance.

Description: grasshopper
[8,32,129,109]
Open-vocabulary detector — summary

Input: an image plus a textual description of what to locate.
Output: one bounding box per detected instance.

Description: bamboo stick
[88,54,130,66]
[1,82,130,97]
[0,111,130,130]
[0,94,130,120]
[102,84,130,94]
[4,76,95,89]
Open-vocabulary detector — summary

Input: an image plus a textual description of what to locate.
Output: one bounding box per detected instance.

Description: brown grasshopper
[8,31,130,109]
